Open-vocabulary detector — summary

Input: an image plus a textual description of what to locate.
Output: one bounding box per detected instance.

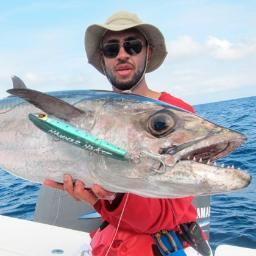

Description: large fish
[0,76,251,198]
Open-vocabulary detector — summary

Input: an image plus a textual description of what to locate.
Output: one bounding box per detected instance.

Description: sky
[0,0,256,105]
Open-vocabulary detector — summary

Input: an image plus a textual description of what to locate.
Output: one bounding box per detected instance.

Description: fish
[0,76,251,198]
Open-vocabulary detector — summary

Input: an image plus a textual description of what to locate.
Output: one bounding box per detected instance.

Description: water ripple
[196,96,256,250]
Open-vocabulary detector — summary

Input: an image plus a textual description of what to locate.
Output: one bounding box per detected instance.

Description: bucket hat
[85,11,167,74]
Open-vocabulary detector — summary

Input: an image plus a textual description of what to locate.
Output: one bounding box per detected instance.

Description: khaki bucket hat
[85,11,167,74]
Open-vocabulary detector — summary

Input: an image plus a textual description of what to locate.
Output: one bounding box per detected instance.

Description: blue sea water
[195,96,256,249]
[0,95,255,250]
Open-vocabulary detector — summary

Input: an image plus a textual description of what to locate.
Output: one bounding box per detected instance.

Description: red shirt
[91,92,197,256]
[159,92,195,113]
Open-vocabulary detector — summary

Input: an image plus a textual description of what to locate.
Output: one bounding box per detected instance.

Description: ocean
[0,95,255,250]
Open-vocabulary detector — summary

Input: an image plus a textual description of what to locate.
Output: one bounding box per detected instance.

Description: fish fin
[11,75,27,89]
[7,88,85,121]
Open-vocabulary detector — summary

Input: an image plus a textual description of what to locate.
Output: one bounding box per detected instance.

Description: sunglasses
[101,39,144,58]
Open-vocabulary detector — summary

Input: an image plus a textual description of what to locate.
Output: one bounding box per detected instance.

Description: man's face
[101,29,148,90]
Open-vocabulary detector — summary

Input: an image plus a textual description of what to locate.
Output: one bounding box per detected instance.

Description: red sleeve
[94,194,196,234]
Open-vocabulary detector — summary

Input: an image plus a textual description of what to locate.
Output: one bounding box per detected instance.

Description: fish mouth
[180,141,233,163]
[161,134,246,167]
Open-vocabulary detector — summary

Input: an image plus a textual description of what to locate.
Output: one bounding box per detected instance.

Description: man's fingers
[63,174,75,194]
[74,180,98,205]
[62,177,98,205]
[43,179,64,190]
[92,184,116,200]
[44,176,114,205]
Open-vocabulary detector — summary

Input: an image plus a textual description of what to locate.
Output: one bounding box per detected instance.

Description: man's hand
[44,175,116,206]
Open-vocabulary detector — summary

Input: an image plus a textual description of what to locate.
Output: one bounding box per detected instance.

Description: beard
[105,63,145,91]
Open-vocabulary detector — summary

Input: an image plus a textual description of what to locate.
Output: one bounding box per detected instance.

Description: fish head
[82,95,251,196]
[135,103,251,196]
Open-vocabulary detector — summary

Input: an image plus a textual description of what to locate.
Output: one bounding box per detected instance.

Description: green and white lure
[29,113,128,161]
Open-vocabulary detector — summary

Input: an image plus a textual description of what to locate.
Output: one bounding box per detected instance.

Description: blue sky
[0,1,256,104]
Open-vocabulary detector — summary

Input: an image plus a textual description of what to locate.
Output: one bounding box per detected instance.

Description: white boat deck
[0,215,91,256]
[0,215,255,256]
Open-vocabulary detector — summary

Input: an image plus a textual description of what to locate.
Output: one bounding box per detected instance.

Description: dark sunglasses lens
[124,40,143,55]
[102,43,119,58]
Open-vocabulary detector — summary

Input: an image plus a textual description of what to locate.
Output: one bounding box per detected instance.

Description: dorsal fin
[11,75,27,89]
[7,88,85,121]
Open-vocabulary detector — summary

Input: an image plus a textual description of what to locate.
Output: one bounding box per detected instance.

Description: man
[45,11,211,256]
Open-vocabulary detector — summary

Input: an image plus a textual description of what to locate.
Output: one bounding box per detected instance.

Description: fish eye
[147,110,176,137]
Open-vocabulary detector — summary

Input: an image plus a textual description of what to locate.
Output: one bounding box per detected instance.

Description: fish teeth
[187,156,191,160]
[231,165,234,169]
[221,164,224,168]
[199,158,203,163]
[207,160,211,165]
[213,162,217,166]
[193,156,196,161]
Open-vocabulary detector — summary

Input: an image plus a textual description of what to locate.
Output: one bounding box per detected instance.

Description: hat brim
[85,23,167,74]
